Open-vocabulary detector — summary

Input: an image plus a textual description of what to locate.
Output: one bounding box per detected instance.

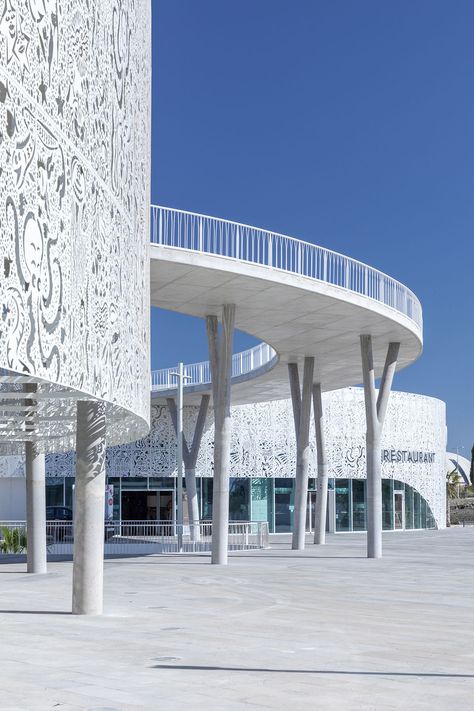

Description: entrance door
[275,491,292,532]
[394,491,405,530]
[121,491,168,522]
[121,491,149,521]
[158,491,174,522]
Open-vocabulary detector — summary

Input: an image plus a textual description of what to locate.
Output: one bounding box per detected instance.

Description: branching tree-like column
[360,336,400,559]
[72,400,106,615]
[288,357,314,551]
[24,384,47,574]
[206,305,235,565]
[313,382,328,545]
[167,394,210,542]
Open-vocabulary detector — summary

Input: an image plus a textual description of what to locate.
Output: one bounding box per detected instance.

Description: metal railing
[0,520,269,556]
[151,205,423,330]
[151,342,277,392]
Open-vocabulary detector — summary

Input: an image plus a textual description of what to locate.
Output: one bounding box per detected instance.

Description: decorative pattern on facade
[0,1,151,447]
[43,388,446,527]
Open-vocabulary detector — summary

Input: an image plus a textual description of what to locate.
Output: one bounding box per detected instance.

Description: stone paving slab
[0,529,473,710]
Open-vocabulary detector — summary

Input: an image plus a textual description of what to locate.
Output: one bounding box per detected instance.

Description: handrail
[151,341,277,392]
[150,205,423,330]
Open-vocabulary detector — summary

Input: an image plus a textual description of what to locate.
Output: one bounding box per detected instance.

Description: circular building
[0,385,446,532]
[0,1,151,451]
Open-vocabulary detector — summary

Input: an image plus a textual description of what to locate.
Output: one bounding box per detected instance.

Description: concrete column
[167,394,210,543]
[206,305,235,565]
[25,442,47,574]
[289,357,314,551]
[184,467,200,540]
[360,336,400,559]
[313,383,328,545]
[72,400,106,615]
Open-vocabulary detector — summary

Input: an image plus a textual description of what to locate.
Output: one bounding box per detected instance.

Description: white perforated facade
[0,0,151,450]
[34,387,447,529]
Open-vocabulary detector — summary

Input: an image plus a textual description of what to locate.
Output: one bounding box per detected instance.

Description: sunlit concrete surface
[0,529,473,710]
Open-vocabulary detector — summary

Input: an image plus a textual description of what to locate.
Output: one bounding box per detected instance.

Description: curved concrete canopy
[150,237,423,405]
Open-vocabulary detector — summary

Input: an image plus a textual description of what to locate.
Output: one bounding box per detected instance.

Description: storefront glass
[414,490,421,528]
[382,479,393,530]
[352,479,366,531]
[405,484,414,529]
[274,478,294,532]
[46,477,63,507]
[201,478,213,519]
[251,478,274,532]
[335,479,351,532]
[229,478,250,521]
[420,497,427,528]
[43,474,437,532]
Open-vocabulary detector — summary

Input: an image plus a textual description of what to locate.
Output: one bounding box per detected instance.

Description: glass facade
[274,478,294,532]
[251,478,274,528]
[335,480,351,532]
[44,475,437,532]
[46,477,64,507]
[229,479,250,521]
[352,479,366,531]
[382,479,394,530]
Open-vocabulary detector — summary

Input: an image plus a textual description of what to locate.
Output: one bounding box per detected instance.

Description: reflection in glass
[201,478,213,519]
[352,479,366,531]
[229,478,250,520]
[382,479,393,530]
[394,491,404,529]
[414,490,421,528]
[336,479,351,532]
[46,477,64,507]
[405,484,414,529]
[251,478,274,532]
[420,497,427,528]
[274,479,294,532]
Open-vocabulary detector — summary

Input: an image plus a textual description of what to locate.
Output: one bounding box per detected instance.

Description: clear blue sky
[151,0,474,455]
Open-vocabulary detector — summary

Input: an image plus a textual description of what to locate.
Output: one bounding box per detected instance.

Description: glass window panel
[46,478,64,507]
[335,479,351,532]
[229,479,250,521]
[120,477,147,490]
[149,477,175,490]
[405,484,414,529]
[414,491,421,528]
[64,477,74,509]
[201,478,213,520]
[352,479,366,531]
[420,497,427,528]
[382,479,393,530]
[274,479,294,532]
[426,502,435,529]
[251,478,274,531]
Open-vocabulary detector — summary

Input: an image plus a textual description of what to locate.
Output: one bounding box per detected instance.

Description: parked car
[46,506,73,522]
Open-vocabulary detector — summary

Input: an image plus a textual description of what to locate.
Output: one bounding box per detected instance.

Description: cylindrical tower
[0,0,151,452]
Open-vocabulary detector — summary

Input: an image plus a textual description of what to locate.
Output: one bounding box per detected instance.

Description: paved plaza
[0,529,473,710]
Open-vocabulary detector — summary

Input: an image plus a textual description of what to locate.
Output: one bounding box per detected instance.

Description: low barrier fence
[0,520,269,556]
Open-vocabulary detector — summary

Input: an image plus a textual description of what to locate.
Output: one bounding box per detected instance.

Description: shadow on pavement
[152,664,474,678]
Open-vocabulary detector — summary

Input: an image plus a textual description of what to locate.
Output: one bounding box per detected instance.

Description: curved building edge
[0,388,447,532]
